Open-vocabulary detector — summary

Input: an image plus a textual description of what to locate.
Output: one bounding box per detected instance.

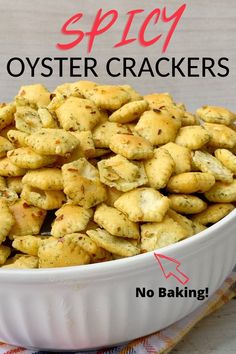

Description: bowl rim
[0,208,236,282]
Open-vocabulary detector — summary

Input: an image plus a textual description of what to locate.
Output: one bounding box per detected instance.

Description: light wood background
[0,1,235,352]
[0,0,236,112]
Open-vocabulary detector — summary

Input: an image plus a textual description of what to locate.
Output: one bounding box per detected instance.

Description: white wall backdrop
[0,0,235,111]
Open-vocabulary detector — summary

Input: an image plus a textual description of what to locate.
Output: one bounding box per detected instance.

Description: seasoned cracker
[83,85,130,110]
[53,82,75,98]
[25,128,79,156]
[159,104,185,121]
[6,177,23,194]
[17,84,50,107]
[53,82,84,99]
[0,199,15,244]
[15,106,43,133]
[94,203,139,239]
[167,209,194,237]
[135,110,181,145]
[62,158,107,208]
[143,93,174,109]
[22,168,63,190]
[204,180,236,203]
[169,194,207,214]
[38,107,57,128]
[38,235,90,268]
[66,233,102,256]
[175,126,210,150]
[93,121,130,148]
[7,147,57,169]
[191,221,207,235]
[12,235,43,256]
[191,203,234,225]
[144,148,175,189]
[180,112,198,126]
[0,245,11,265]
[21,184,66,210]
[141,215,187,252]
[215,149,236,173]
[0,188,18,204]
[0,136,14,158]
[203,123,236,149]
[192,150,233,182]
[114,187,170,222]
[98,154,148,192]
[9,199,46,236]
[0,104,15,131]
[0,176,6,190]
[7,130,28,148]
[167,172,215,194]
[70,130,95,158]
[109,134,154,160]
[51,204,93,238]
[68,80,98,98]
[2,255,39,269]
[162,142,192,174]
[0,157,26,177]
[106,187,123,207]
[56,97,101,131]
[87,228,140,257]
[196,106,236,125]
[109,100,148,124]
[47,93,66,111]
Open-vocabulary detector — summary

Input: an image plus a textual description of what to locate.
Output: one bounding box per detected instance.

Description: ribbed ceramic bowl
[0,209,235,351]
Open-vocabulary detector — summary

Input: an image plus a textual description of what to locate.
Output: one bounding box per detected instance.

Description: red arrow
[154,253,190,285]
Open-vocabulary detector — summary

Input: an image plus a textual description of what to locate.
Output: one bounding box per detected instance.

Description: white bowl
[0,209,236,351]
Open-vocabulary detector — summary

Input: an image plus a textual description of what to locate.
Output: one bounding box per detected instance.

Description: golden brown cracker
[22,168,63,190]
[192,150,233,182]
[135,110,181,145]
[0,157,27,177]
[175,126,210,150]
[191,203,234,225]
[167,172,215,194]
[196,106,236,125]
[87,228,140,257]
[144,148,175,189]
[93,121,130,148]
[0,136,14,158]
[94,203,139,239]
[98,155,148,192]
[169,194,207,214]
[215,149,236,174]
[204,180,236,203]
[56,97,101,131]
[109,134,154,160]
[38,235,90,268]
[162,142,192,174]
[51,204,93,238]
[21,184,66,210]
[109,100,148,124]
[9,199,46,236]
[83,85,130,110]
[203,123,236,149]
[0,199,15,244]
[114,187,170,222]
[25,128,79,156]
[7,147,57,169]
[62,158,107,208]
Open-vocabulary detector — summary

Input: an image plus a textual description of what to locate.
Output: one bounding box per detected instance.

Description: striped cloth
[0,271,235,354]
